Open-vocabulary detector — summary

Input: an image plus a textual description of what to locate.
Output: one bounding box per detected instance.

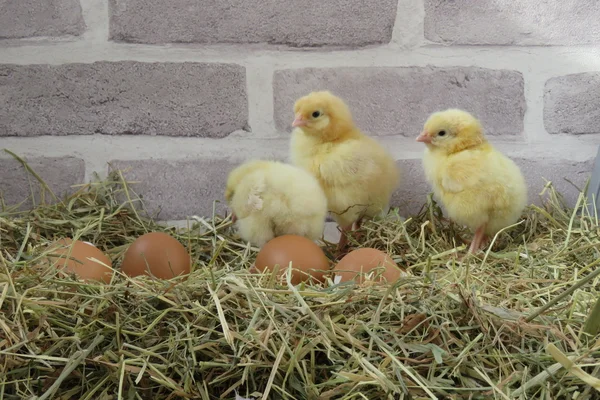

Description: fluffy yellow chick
[289,90,401,252]
[416,109,527,253]
[224,159,328,247]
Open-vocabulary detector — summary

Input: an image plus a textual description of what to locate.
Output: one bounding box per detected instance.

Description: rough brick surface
[109,159,238,220]
[0,156,85,209]
[515,158,593,207]
[274,67,525,136]
[107,156,593,221]
[392,160,431,216]
[424,0,600,45]
[108,0,397,47]
[0,62,248,138]
[544,73,600,135]
[0,0,85,39]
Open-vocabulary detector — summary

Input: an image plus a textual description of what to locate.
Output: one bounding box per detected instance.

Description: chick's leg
[350,216,366,242]
[354,217,364,230]
[337,218,368,257]
[468,225,487,253]
[336,224,353,253]
[481,234,491,249]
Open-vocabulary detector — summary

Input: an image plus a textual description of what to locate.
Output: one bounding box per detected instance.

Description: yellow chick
[224,159,328,247]
[416,109,527,253]
[289,90,401,252]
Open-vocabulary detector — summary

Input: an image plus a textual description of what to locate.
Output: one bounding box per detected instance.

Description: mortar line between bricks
[390,0,425,48]
[1,135,597,182]
[245,62,277,138]
[1,43,599,74]
[79,0,110,43]
[521,68,551,142]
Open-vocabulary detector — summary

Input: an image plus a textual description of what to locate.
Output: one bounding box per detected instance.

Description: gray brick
[108,0,397,47]
[544,73,600,135]
[109,158,238,220]
[109,156,593,221]
[515,158,593,207]
[0,156,85,210]
[392,160,431,216]
[0,62,248,138]
[274,67,525,137]
[424,0,600,45]
[0,0,85,39]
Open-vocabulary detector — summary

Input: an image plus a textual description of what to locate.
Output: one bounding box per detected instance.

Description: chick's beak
[292,113,308,128]
[416,131,432,144]
[231,212,237,223]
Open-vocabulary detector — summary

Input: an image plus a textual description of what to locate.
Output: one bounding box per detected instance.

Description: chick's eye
[312,111,321,118]
[438,130,446,137]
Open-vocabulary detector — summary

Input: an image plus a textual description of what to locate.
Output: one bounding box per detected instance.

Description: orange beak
[416,131,432,144]
[292,113,308,128]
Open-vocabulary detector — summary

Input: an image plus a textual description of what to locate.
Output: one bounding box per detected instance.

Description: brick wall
[1,0,599,221]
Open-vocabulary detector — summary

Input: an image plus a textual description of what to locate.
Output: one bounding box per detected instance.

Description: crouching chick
[417,109,528,254]
[224,160,328,247]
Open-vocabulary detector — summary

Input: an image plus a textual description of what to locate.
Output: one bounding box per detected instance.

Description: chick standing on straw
[416,109,527,254]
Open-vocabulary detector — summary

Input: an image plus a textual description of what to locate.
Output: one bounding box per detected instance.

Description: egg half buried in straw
[253,235,330,285]
[332,248,406,285]
[48,238,113,283]
[121,232,191,280]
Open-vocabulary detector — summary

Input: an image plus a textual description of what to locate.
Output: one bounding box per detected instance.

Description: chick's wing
[440,149,491,193]
[317,139,385,187]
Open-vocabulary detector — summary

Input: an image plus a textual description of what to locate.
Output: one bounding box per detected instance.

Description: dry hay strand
[1,158,600,400]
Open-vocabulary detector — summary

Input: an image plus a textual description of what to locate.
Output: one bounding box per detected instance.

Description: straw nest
[1,156,600,400]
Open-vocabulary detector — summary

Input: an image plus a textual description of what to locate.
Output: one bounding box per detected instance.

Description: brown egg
[333,248,406,285]
[254,235,330,285]
[48,238,113,283]
[121,232,191,279]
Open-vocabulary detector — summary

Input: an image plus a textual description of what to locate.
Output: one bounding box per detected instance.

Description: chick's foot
[468,224,487,254]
